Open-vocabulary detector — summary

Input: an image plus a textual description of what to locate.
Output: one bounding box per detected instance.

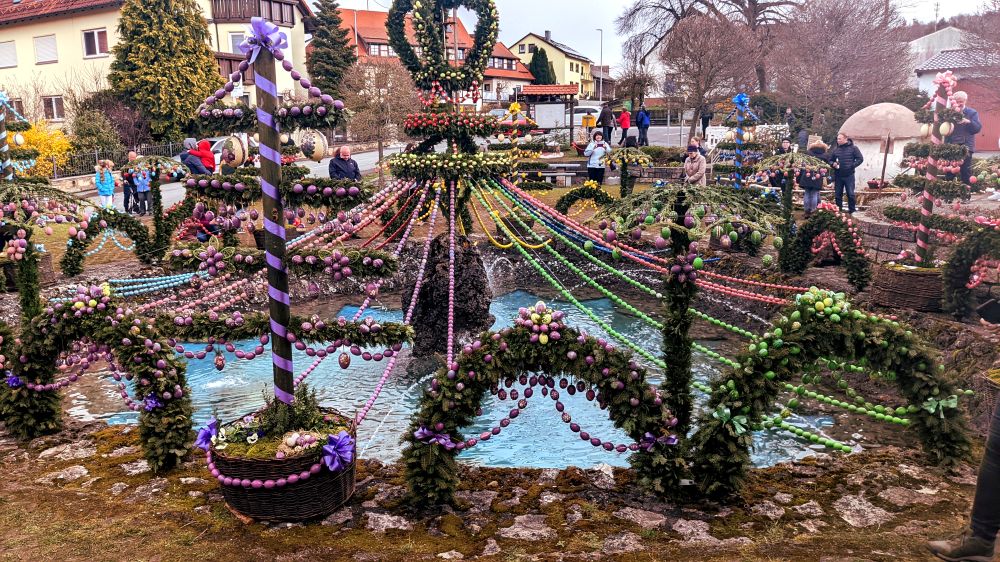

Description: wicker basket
[212,410,356,522]
[871,264,943,312]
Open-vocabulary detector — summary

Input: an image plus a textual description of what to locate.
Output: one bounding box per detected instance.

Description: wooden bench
[538,172,577,187]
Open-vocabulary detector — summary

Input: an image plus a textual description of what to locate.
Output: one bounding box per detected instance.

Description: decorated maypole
[916,72,957,265]
[0,92,11,182]
[243,22,295,405]
[732,94,749,189]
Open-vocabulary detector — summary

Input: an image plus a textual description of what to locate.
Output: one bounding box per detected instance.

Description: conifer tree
[528,48,556,85]
[109,0,222,140]
[306,0,357,100]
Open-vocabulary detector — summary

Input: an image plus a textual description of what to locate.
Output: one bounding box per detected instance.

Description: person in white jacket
[584,131,611,185]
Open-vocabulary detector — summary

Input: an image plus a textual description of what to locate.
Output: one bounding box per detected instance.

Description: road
[88,129,694,210]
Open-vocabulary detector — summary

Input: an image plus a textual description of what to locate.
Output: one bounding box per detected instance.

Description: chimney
[545,30,551,42]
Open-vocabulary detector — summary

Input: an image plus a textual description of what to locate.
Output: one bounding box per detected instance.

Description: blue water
[98,290,833,468]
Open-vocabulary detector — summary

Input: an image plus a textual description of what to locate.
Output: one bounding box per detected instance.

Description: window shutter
[0,41,15,68]
[34,35,57,63]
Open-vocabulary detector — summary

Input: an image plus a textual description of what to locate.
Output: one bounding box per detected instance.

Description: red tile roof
[484,41,533,81]
[492,42,516,58]
[521,84,579,96]
[0,0,123,28]
[339,8,473,53]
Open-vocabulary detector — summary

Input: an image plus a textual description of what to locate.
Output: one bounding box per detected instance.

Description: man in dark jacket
[329,146,362,180]
[635,105,652,147]
[700,104,713,137]
[121,151,139,214]
[180,138,210,175]
[945,91,983,185]
[828,133,864,214]
[596,104,615,144]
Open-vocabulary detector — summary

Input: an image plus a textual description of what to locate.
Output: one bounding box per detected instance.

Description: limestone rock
[188,491,204,498]
[498,514,556,541]
[773,492,794,505]
[180,477,208,486]
[751,501,785,521]
[877,486,943,508]
[402,234,493,357]
[36,465,89,485]
[800,519,829,533]
[565,505,584,526]
[613,507,667,529]
[455,490,498,513]
[128,477,169,503]
[602,531,646,554]
[109,482,129,496]
[833,494,893,528]
[671,519,717,544]
[366,512,413,533]
[436,551,464,559]
[322,508,354,527]
[373,484,406,505]
[119,459,150,476]
[539,469,559,483]
[38,441,96,461]
[589,463,616,490]
[481,539,500,556]
[81,477,101,489]
[792,500,824,517]
[107,445,141,458]
[538,491,565,507]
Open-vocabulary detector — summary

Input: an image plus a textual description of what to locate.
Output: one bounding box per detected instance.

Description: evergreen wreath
[942,228,1000,318]
[554,184,615,215]
[780,206,872,291]
[61,209,158,277]
[165,242,397,279]
[688,288,971,497]
[892,174,970,203]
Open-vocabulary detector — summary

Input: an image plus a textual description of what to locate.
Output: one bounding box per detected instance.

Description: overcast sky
[332,0,989,68]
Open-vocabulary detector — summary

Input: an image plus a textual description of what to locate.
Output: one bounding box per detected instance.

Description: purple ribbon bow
[239,17,289,63]
[639,432,679,452]
[322,431,355,472]
[4,372,22,388]
[194,417,219,451]
[414,426,456,450]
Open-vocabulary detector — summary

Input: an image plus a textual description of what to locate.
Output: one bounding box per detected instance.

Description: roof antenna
[933,1,940,31]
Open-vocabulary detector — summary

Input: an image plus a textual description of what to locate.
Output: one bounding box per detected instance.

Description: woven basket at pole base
[871,264,943,312]
[211,410,356,522]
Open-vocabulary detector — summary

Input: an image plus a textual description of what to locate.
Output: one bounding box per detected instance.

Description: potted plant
[196,384,356,522]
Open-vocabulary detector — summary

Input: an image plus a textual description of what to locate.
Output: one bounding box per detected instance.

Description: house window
[484,83,492,92]
[518,44,525,54]
[230,33,245,55]
[369,44,380,56]
[380,44,391,57]
[528,44,536,53]
[33,35,57,64]
[42,95,65,121]
[82,28,108,57]
[457,48,465,60]
[0,40,16,68]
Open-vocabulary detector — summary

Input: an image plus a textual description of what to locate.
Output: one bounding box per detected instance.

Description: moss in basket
[217,384,351,460]
[988,369,1000,386]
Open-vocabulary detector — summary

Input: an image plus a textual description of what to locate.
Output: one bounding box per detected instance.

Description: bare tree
[615,0,700,65]
[773,0,911,126]
[341,58,421,185]
[616,43,657,110]
[659,15,760,138]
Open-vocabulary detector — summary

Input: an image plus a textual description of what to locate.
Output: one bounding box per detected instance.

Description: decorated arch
[779,203,872,291]
[402,302,680,506]
[554,183,615,216]
[61,208,158,276]
[689,288,971,497]
[943,227,1000,317]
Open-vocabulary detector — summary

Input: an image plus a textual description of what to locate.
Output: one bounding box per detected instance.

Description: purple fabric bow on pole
[195,417,219,451]
[639,432,679,452]
[239,17,289,63]
[414,426,456,450]
[322,431,355,472]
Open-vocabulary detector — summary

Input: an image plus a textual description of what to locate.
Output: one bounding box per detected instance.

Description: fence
[49,142,185,179]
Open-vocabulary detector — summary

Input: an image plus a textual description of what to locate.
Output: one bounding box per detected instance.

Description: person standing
[636,105,651,147]
[329,146,362,180]
[945,91,983,185]
[828,133,864,214]
[180,138,210,175]
[700,104,713,138]
[785,107,796,131]
[121,151,139,214]
[596,104,615,145]
[770,138,793,189]
[617,107,632,146]
[584,131,611,185]
[133,167,152,216]
[797,128,809,150]
[95,160,117,209]
[800,140,830,217]
[683,144,707,186]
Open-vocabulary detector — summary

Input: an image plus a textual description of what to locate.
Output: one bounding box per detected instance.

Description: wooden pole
[253,45,294,404]
[0,101,11,181]
[879,133,891,187]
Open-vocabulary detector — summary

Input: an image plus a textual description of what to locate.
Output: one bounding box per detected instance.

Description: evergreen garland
[61,209,157,277]
[881,206,977,236]
[689,289,971,498]
[305,0,358,101]
[554,185,614,215]
[780,209,872,291]
[109,0,223,140]
[942,229,1000,318]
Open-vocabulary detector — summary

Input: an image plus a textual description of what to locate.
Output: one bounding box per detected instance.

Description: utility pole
[596,28,603,102]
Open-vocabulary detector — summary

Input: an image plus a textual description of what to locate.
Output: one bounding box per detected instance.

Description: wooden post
[0,100,11,182]
[879,133,891,187]
[254,45,294,404]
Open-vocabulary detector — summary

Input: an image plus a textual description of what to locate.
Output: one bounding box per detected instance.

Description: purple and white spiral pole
[0,93,10,182]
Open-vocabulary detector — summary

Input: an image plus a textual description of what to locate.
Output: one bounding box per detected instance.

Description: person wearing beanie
[180,138,210,175]
[799,140,831,217]
[683,145,706,186]
[94,159,117,209]
[584,130,612,185]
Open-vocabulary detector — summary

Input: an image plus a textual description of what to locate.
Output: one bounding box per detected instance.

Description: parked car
[567,105,602,127]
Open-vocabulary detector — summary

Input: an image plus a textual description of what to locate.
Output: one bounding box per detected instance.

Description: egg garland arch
[688,288,971,498]
[554,182,616,216]
[401,301,680,506]
[778,203,872,292]
[942,228,1000,318]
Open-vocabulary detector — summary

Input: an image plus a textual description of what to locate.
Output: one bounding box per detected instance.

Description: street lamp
[596,28,603,102]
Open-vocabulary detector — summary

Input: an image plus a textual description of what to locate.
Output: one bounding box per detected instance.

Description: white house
[839,103,923,183]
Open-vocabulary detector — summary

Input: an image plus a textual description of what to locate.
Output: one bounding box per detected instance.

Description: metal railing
[49,143,183,179]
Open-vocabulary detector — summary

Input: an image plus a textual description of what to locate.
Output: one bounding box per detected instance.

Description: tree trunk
[689,108,701,140]
[756,63,768,93]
